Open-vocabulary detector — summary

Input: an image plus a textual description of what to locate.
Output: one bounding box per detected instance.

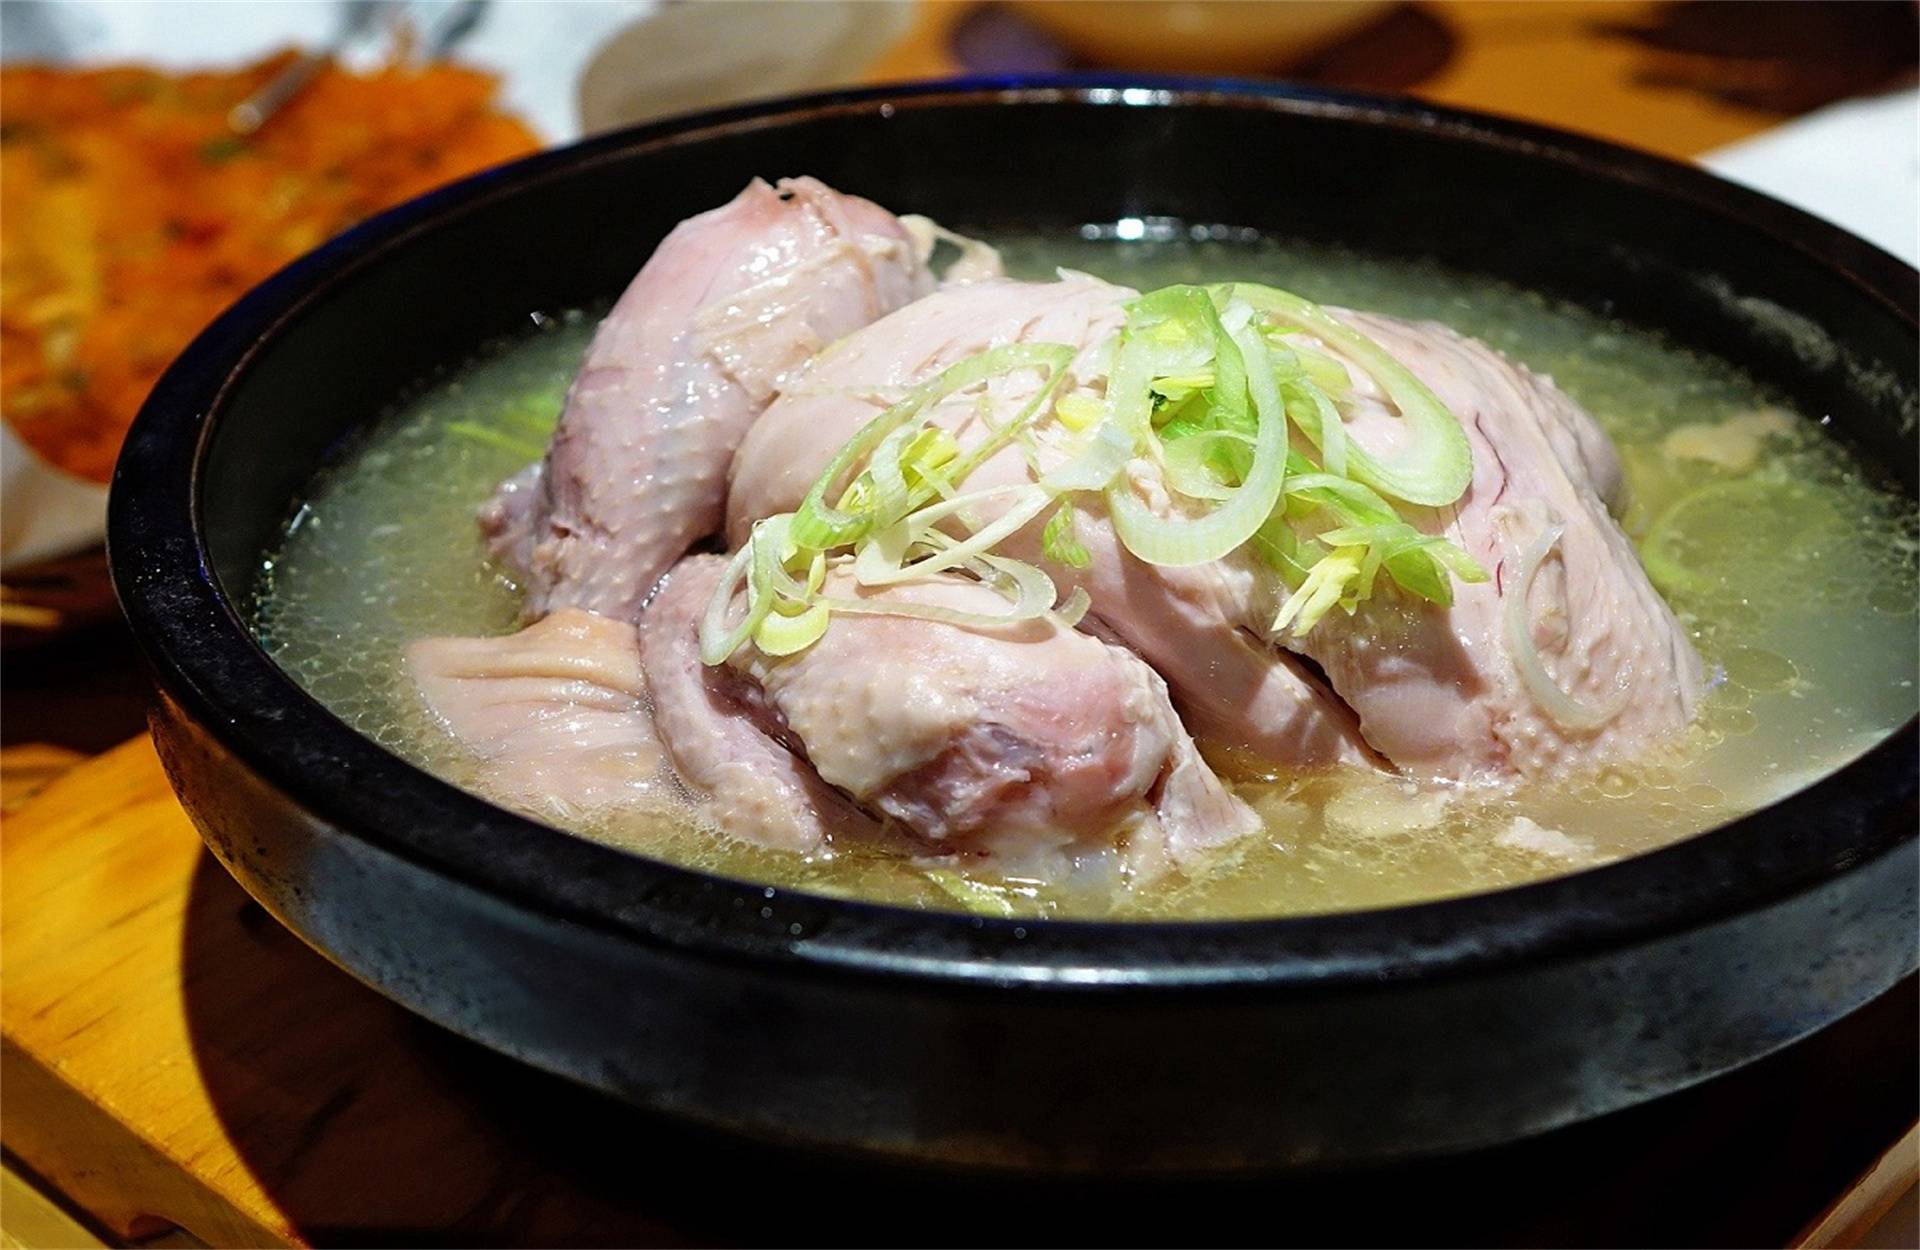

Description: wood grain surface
[0,738,681,1247]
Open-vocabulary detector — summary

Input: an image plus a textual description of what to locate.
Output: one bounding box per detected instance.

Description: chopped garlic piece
[1661,407,1795,472]
[1494,815,1594,862]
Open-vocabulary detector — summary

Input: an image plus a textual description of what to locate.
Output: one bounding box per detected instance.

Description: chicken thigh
[407,608,673,822]
[639,556,882,852]
[646,556,1258,880]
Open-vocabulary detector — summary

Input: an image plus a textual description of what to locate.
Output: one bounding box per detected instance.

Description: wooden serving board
[3,734,1915,1248]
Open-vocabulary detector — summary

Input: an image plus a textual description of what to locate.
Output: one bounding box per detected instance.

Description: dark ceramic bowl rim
[110,75,1919,993]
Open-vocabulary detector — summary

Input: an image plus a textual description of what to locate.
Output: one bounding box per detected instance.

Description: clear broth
[252,234,1919,919]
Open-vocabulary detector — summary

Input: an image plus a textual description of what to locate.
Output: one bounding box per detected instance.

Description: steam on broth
[252,231,1919,919]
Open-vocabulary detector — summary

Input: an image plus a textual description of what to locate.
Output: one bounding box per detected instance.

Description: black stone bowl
[109,78,1918,1171]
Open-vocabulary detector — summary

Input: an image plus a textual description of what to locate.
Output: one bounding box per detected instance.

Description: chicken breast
[727,275,1377,773]
[406,608,673,822]
[724,566,1259,880]
[483,177,931,620]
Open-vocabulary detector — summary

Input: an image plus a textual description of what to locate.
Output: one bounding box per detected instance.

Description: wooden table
[4,2,1916,1245]
[2,735,1916,1246]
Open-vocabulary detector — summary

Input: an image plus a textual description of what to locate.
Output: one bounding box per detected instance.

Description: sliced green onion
[1040,418,1135,493]
[1504,520,1631,732]
[698,537,770,665]
[817,584,1052,630]
[790,343,1073,550]
[975,550,1062,615]
[1288,342,1354,397]
[1272,547,1364,636]
[862,423,917,521]
[1055,392,1104,431]
[1106,321,1288,567]
[1161,429,1252,501]
[922,868,1029,916]
[1102,287,1211,440]
[1249,513,1326,588]
[858,489,1053,586]
[1221,282,1472,507]
[941,345,1076,483]
[755,600,832,656]
[707,279,1482,667]
[1042,499,1092,568]
[446,421,547,460]
[1054,586,1092,628]
[1290,381,1347,478]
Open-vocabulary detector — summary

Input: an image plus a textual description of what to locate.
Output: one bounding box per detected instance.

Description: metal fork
[226,0,489,136]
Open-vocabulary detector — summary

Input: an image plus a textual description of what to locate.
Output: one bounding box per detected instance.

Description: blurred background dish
[0,6,553,643]
[0,0,639,622]
[577,0,914,133]
[0,0,648,137]
[0,48,538,486]
[1006,0,1393,73]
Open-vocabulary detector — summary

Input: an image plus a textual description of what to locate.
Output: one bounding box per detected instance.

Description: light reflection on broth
[251,235,1919,919]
